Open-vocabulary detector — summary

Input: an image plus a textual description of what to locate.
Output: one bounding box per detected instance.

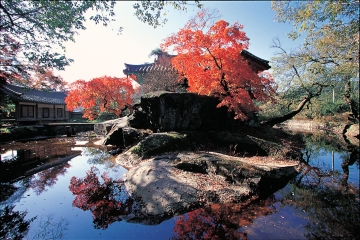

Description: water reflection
[269,133,360,239]
[29,163,71,195]
[68,166,133,229]
[0,133,358,239]
[0,206,35,240]
[0,137,80,183]
[82,147,117,168]
[29,214,69,239]
[173,196,278,240]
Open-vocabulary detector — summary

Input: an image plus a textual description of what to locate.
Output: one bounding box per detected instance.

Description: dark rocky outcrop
[97,91,244,148]
[92,92,304,224]
[129,91,240,132]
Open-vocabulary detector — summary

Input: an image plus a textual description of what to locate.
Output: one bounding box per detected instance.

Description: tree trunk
[343,80,359,121]
[260,96,312,127]
[260,84,324,127]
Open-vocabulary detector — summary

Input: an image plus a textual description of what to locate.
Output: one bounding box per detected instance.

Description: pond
[1,132,359,239]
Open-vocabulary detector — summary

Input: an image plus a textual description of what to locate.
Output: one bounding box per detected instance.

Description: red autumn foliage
[65,76,136,120]
[161,9,277,120]
[68,166,133,229]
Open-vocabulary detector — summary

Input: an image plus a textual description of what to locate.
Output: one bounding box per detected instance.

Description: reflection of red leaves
[69,166,133,229]
[29,163,70,195]
[174,197,278,240]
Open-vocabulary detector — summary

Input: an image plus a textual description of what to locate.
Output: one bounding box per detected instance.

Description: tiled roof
[124,50,270,74]
[123,63,174,75]
[0,84,66,104]
[241,50,270,69]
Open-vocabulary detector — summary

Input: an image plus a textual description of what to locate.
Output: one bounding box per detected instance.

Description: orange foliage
[65,76,136,120]
[161,9,277,120]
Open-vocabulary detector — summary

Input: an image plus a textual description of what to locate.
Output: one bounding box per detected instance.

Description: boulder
[123,151,301,224]
[345,124,359,138]
[128,91,241,132]
[345,124,359,146]
[115,130,302,224]
[101,126,152,146]
[94,117,129,136]
[96,92,242,146]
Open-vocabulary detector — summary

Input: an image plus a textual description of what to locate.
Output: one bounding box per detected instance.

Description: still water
[1,133,359,239]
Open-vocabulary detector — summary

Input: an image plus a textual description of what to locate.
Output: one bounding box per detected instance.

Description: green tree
[0,1,116,85]
[0,1,202,86]
[262,0,359,126]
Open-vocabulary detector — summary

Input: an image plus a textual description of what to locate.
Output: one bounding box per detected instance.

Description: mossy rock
[128,132,195,158]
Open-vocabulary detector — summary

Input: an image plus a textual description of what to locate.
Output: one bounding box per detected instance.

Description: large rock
[94,117,129,136]
[115,131,302,224]
[116,131,301,169]
[95,92,241,146]
[129,91,240,132]
[123,151,301,224]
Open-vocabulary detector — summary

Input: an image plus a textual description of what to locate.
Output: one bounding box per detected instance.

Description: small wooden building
[0,84,70,125]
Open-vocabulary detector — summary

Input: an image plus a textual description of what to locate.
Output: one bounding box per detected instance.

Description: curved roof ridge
[241,50,269,64]
[1,83,66,104]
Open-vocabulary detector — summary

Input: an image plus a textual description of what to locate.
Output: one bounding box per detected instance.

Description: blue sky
[56,1,303,83]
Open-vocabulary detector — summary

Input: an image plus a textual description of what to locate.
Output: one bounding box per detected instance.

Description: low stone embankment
[276,119,359,146]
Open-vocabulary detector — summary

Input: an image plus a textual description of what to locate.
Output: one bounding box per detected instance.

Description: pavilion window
[43,108,50,118]
[21,105,34,117]
[57,108,63,117]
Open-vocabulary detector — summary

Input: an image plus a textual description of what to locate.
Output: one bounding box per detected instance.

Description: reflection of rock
[344,124,359,146]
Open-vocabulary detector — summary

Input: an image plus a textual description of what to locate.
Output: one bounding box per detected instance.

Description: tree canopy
[0,1,117,85]
[65,76,136,120]
[265,0,359,124]
[161,9,276,120]
[0,1,202,87]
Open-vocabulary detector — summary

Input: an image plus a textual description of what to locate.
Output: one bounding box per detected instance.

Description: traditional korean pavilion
[123,50,271,86]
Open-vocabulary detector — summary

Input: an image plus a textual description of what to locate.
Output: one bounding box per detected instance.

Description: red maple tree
[161,9,276,120]
[65,76,136,120]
